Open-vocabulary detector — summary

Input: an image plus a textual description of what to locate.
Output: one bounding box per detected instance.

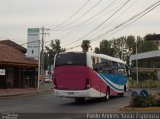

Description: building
[0,40,38,89]
[130,50,160,83]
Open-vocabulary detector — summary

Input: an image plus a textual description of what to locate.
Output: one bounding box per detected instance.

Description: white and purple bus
[53,52,129,102]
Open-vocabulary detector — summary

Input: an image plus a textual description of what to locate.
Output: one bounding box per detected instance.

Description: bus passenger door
[113,67,128,90]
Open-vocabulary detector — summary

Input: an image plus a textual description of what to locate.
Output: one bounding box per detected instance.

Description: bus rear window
[55,53,86,67]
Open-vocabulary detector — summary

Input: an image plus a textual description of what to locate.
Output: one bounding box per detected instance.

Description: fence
[129,79,160,89]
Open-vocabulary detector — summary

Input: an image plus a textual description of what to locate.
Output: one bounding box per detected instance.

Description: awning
[130,50,160,61]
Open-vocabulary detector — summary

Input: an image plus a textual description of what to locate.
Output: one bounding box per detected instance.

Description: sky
[0,0,160,51]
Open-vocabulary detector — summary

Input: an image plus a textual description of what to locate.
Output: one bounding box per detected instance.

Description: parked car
[44,76,52,83]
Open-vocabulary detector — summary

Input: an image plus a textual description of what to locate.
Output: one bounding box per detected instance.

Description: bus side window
[93,64,101,72]
[92,57,102,73]
[101,60,114,74]
[115,64,126,74]
[93,59,98,72]
[92,56,98,72]
[98,62,103,72]
[93,64,97,71]
[92,56,95,65]
[125,65,131,76]
[112,61,118,74]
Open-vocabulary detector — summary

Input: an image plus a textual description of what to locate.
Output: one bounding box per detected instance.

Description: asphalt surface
[0,92,131,113]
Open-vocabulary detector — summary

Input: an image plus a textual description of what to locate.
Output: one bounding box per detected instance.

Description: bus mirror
[127,69,131,77]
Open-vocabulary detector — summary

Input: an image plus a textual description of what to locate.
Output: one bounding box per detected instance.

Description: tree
[44,39,65,70]
[93,34,160,67]
[100,40,114,56]
[125,35,136,65]
[44,52,49,70]
[126,35,136,52]
[94,47,100,54]
[141,35,159,52]
[94,40,114,56]
[81,40,90,52]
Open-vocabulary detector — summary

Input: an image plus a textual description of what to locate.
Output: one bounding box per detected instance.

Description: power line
[89,0,160,43]
[107,1,160,38]
[51,0,90,30]
[56,0,103,30]
[62,0,118,31]
[53,0,118,41]
[20,40,40,46]
[65,0,160,51]
[95,0,138,35]
[63,0,130,47]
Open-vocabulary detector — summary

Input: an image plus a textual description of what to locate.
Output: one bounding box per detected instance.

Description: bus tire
[74,97,85,103]
[118,85,126,97]
[102,87,110,101]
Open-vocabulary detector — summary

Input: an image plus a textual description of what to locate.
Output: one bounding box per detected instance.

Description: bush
[143,95,155,107]
[131,95,144,107]
[130,95,156,107]
[155,98,160,106]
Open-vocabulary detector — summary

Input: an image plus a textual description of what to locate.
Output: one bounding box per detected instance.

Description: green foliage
[155,98,160,106]
[126,35,136,51]
[94,47,100,54]
[94,34,160,67]
[132,72,158,81]
[131,95,146,107]
[143,95,155,107]
[44,39,65,70]
[99,40,114,56]
[81,40,90,52]
[130,95,156,107]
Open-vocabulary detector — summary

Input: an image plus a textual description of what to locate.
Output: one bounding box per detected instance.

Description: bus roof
[57,52,126,64]
[87,52,126,64]
[57,51,84,54]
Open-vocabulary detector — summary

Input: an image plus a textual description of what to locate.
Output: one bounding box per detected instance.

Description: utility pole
[121,43,124,60]
[38,39,41,90]
[41,27,45,79]
[136,39,139,86]
[38,26,50,89]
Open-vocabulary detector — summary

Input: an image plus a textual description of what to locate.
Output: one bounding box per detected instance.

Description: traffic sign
[140,89,149,98]
[131,91,138,98]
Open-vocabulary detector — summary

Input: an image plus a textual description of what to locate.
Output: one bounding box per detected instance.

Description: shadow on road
[60,95,126,106]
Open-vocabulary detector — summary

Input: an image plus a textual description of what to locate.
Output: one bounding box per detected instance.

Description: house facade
[0,40,38,89]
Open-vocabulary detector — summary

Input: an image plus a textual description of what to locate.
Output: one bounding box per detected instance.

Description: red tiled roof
[0,44,37,67]
[0,40,27,53]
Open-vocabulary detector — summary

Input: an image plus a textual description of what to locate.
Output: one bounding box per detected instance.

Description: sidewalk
[0,83,54,99]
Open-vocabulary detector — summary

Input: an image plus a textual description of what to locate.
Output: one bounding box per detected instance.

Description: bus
[53,52,130,102]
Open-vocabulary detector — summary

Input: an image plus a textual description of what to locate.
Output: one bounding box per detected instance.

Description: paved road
[0,93,131,113]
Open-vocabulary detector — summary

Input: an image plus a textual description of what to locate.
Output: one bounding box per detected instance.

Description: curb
[0,89,54,100]
[119,106,160,112]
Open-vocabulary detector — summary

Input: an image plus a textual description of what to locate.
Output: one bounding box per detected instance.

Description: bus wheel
[106,88,110,101]
[102,88,110,101]
[74,97,85,103]
[118,86,126,97]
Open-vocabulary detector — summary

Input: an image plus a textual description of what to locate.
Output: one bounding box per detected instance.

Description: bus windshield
[55,52,86,67]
